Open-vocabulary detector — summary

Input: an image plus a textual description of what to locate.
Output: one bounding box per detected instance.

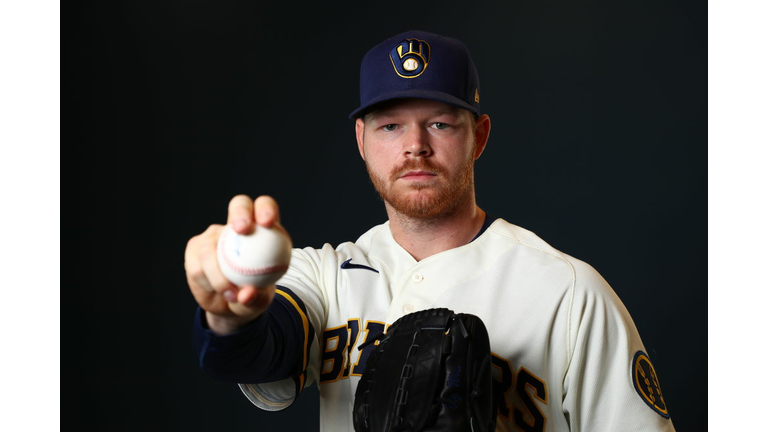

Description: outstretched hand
[184,195,287,335]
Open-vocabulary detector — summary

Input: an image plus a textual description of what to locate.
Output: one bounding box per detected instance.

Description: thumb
[229,285,276,316]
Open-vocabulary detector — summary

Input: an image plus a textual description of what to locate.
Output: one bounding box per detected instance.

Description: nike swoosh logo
[340,259,379,273]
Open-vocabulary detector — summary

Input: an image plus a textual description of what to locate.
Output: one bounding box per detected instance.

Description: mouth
[398,170,437,181]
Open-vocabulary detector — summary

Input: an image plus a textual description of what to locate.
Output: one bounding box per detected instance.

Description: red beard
[367,156,476,220]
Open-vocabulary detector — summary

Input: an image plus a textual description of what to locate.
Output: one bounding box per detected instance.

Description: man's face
[355,99,488,220]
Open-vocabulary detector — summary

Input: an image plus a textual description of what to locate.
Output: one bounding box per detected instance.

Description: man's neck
[387,202,486,262]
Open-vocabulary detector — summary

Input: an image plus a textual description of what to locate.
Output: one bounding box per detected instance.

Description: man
[185,30,676,431]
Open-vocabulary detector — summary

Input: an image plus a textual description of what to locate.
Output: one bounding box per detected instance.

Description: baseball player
[185,30,676,431]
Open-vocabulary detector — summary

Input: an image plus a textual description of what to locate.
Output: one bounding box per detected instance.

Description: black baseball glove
[353,308,496,432]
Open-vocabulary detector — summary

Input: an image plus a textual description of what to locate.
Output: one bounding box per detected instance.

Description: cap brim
[348,89,479,119]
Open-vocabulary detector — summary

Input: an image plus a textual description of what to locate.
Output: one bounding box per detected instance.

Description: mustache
[391,159,446,180]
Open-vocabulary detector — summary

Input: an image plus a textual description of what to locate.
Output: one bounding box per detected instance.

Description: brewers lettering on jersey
[185,30,676,431]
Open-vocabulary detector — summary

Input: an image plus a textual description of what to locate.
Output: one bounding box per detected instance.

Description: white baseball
[217,224,292,287]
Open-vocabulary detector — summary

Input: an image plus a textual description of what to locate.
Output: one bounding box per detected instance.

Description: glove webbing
[393,321,459,430]
[392,330,420,429]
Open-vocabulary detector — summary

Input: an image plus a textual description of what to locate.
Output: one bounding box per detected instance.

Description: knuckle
[186,269,206,287]
[199,245,218,264]
[203,224,223,235]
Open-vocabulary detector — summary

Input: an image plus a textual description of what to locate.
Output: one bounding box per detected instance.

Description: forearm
[192,291,309,383]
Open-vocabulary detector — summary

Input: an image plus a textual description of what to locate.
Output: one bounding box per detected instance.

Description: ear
[355,118,366,160]
[473,114,491,160]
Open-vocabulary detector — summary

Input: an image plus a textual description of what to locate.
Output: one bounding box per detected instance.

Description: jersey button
[403,304,415,313]
[412,273,424,283]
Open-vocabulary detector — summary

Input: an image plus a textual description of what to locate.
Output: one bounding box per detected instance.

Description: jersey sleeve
[191,244,338,411]
[236,244,340,411]
[562,261,676,431]
[192,285,314,385]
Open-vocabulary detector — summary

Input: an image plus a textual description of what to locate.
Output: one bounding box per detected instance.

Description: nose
[403,127,431,158]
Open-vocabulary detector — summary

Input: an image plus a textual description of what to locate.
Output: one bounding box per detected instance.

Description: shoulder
[485,218,611,294]
[489,220,638,337]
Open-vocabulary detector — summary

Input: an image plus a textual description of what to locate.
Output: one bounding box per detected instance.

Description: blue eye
[432,122,449,130]
[382,124,397,132]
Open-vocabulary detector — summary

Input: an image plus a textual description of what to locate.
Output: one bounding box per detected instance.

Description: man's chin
[385,191,457,219]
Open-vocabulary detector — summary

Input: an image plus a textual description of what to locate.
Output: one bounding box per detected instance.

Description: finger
[186,259,215,295]
[246,286,276,311]
[199,236,239,301]
[232,285,276,313]
[254,195,280,228]
[185,228,235,316]
[184,228,222,294]
[237,285,259,306]
[184,235,207,288]
[227,194,255,234]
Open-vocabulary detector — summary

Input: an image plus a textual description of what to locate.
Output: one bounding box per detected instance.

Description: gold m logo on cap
[389,38,430,78]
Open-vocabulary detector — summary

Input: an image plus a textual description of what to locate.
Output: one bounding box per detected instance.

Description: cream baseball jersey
[199,218,676,431]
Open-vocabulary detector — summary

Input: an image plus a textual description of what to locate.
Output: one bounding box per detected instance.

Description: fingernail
[232,218,247,232]
[257,209,274,225]
[223,289,237,303]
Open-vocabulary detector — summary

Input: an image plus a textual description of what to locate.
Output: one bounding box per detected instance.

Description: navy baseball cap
[349,30,481,119]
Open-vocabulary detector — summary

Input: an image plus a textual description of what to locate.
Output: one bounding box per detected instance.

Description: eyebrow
[368,104,462,120]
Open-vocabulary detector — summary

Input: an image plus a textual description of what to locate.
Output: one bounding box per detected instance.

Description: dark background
[69,0,706,430]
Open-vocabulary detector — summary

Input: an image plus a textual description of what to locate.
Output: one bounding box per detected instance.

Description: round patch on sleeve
[632,351,670,418]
